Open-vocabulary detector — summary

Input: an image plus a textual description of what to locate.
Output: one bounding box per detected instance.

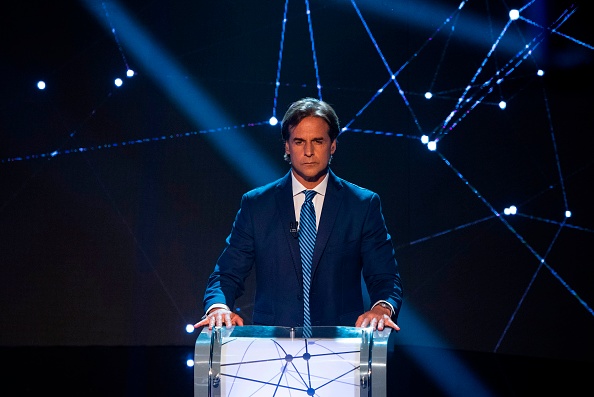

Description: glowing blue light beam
[82,0,283,188]
[356,0,522,56]
[398,304,498,397]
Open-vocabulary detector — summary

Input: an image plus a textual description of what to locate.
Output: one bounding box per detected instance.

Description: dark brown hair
[281,97,340,143]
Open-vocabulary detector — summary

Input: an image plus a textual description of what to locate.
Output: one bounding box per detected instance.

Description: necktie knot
[303,190,316,203]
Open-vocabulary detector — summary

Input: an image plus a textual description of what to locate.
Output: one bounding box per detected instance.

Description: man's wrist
[206,303,230,315]
[372,300,394,316]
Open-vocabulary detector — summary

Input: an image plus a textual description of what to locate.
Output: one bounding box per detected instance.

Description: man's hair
[281,98,340,162]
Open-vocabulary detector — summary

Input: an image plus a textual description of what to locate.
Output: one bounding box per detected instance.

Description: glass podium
[194,326,391,396]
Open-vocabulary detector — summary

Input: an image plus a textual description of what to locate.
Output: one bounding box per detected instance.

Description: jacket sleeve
[203,193,255,312]
[361,192,403,320]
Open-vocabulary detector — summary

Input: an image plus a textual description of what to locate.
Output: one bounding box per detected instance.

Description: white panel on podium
[194,326,391,397]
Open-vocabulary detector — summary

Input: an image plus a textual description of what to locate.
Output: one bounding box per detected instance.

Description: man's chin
[293,168,326,183]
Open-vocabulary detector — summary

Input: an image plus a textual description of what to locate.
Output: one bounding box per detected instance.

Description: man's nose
[304,142,314,155]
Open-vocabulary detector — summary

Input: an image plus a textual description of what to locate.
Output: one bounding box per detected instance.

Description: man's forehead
[290,119,330,139]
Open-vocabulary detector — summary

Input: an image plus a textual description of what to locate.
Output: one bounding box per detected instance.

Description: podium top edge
[197,325,392,339]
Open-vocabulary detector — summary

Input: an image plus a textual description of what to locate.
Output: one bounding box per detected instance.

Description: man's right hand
[194,308,244,330]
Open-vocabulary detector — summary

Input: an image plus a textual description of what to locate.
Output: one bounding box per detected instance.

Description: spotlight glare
[114,78,123,87]
[269,116,278,126]
[537,69,544,76]
[499,101,506,110]
[421,135,429,144]
[37,81,46,90]
[565,210,572,218]
[126,69,135,77]
[427,141,437,151]
[425,92,432,99]
[186,359,195,367]
[509,9,520,20]
[185,324,195,333]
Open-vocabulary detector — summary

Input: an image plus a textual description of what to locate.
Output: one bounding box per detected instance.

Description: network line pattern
[267,0,594,356]
[3,0,593,360]
[194,326,391,397]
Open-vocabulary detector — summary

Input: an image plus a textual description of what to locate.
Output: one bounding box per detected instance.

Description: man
[194,97,402,333]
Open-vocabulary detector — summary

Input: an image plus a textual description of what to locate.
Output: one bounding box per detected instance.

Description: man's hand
[194,308,244,330]
[355,305,400,331]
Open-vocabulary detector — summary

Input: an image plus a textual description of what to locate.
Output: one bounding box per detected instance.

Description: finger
[216,313,225,327]
[209,315,216,329]
[235,316,244,326]
[194,319,206,329]
[377,318,385,331]
[370,318,378,330]
[355,316,364,328]
[224,312,233,328]
[385,318,400,331]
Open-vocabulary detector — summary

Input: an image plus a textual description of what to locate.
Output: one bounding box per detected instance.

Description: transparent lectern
[194,326,391,396]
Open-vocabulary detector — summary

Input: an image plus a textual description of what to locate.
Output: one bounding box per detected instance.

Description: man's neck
[291,169,328,189]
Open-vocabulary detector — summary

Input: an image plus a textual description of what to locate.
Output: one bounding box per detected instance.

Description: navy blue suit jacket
[203,169,402,327]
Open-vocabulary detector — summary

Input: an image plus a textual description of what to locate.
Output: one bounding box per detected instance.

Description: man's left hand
[355,305,400,331]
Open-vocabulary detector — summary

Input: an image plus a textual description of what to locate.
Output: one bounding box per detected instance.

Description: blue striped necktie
[299,190,317,339]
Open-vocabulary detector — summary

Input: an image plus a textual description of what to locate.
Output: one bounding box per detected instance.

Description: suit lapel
[311,170,344,276]
[275,172,302,278]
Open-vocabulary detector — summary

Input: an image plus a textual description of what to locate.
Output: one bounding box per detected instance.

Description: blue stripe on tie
[299,190,316,339]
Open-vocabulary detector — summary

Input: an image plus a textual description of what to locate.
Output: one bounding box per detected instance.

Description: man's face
[285,116,336,188]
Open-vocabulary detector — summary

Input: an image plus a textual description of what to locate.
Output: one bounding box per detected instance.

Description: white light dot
[537,69,544,77]
[427,141,437,151]
[565,210,572,218]
[499,101,507,110]
[421,135,429,144]
[269,116,278,126]
[126,69,135,77]
[37,81,46,90]
[509,9,520,20]
[425,92,432,99]
[186,359,195,367]
[185,324,195,333]
[114,78,123,87]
